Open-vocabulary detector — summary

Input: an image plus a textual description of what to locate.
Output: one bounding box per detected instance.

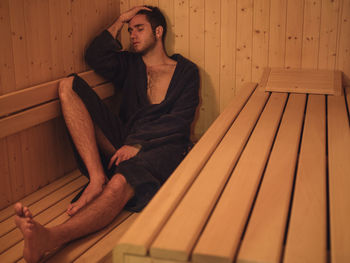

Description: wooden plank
[150,89,270,261]
[0,176,88,238]
[45,211,132,263]
[192,93,287,263]
[174,0,189,57]
[235,0,253,91]
[0,70,106,118]
[0,170,80,223]
[48,0,74,79]
[0,0,16,95]
[265,68,342,95]
[124,255,190,263]
[188,0,205,138]
[252,0,270,83]
[336,0,350,87]
[328,93,350,262]
[202,0,221,132]
[114,83,257,261]
[0,82,114,139]
[236,94,306,263]
[284,0,304,69]
[318,0,340,70]
[346,86,350,118]
[219,0,236,110]
[75,213,139,263]
[0,138,11,210]
[8,0,30,91]
[0,190,81,254]
[302,0,321,68]
[268,0,287,67]
[283,95,327,263]
[159,0,175,56]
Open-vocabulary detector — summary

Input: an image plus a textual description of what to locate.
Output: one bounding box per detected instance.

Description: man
[14,5,199,263]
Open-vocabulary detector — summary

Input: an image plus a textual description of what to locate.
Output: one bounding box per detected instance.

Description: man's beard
[133,34,157,55]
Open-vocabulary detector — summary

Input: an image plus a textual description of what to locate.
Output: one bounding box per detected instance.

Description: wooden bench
[0,72,139,262]
[114,69,350,263]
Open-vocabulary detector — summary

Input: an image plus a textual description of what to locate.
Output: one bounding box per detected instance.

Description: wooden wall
[120,0,350,138]
[0,0,120,209]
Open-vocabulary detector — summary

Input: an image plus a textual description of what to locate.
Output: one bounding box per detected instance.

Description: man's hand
[119,6,152,23]
[108,145,141,168]
[108,6,151,38]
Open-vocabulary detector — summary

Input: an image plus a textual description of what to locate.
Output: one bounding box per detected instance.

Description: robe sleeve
[124,65,200,150]
[85,30,130,84]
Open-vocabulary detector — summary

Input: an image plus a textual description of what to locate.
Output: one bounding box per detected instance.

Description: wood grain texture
[284,95,327,263]
[328,93,350,263]
[192,93,287,263]
[237,94,306,263]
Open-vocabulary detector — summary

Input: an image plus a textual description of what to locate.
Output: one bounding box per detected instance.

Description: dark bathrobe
[80,30,199,211]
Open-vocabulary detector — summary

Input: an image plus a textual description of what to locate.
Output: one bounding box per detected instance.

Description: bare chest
[146,64,176,104]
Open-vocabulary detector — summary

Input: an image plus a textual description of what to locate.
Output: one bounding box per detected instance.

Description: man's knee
[58,76,74,101]
[107,174,135,200]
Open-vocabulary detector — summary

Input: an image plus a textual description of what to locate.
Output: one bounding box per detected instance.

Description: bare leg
[59,77,107,216]
[15,174,134,263]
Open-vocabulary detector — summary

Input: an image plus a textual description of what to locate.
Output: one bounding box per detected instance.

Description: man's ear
[155,26,163,40]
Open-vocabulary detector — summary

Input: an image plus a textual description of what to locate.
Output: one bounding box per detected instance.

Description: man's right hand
[108,6,151,37]
[118,6,152,24]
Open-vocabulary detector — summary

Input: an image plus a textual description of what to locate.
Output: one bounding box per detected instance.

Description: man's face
[128,14,156,54]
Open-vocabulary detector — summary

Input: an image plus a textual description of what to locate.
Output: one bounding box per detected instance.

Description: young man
[14,5,199,263]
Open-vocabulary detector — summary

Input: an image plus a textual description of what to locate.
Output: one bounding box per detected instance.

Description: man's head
[128,6,167,54]
[136,6,167,44]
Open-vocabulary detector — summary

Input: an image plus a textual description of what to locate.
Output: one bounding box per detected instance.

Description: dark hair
[136,6,167,44]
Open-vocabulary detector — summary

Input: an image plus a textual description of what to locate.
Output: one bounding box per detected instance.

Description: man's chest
[146,65,176,104]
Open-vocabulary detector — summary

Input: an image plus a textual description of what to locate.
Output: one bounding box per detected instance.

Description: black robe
[84,30,200,211]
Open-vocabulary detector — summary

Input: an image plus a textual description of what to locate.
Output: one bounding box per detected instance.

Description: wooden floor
[0,170,137,263]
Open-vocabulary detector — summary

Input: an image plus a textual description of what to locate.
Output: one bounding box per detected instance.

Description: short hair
[136,6,167,43]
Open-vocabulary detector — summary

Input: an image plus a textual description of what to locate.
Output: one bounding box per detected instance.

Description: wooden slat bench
[115,69,350,263]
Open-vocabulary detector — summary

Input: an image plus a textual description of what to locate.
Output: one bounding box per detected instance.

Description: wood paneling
[0,0,120,209]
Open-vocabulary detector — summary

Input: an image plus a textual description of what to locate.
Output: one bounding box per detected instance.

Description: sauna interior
[0,0,349,261]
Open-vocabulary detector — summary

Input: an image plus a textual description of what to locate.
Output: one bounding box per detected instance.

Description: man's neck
[142,43,173,67]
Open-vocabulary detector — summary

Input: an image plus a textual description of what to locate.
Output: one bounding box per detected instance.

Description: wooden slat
[0,190,81,254]
[0,170,80,223]
[0,70,106,118]
[284,0,303,68]
[284,95,327,263]
[252,0,270,82]
[46,211,132,263]
[0,175,88,237]
[235,0,253,91]
[346,86,350,118]
[268,0,287,67]
[192,93,287,263]
[318,0,340,70]
[149,88,270,261]
[114,83,257,260]
[327,93,350,262]
[0,82,114,139]
[301,0,321,68]
[236,94,306,263]
[75,213,139,263]
[265,68,342,95]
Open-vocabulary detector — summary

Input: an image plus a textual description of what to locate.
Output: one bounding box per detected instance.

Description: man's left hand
[108,145,141,168]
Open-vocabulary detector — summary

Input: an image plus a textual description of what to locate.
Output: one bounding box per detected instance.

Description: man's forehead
[128,14,150,27]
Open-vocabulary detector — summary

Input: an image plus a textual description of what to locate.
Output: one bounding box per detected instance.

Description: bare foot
[67,179,106,216]
[14,203,56,263]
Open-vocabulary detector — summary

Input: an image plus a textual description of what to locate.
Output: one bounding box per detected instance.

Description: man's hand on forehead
[119,6,152,24]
